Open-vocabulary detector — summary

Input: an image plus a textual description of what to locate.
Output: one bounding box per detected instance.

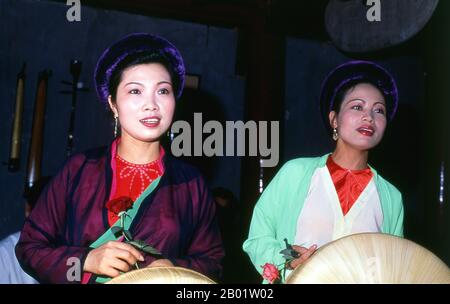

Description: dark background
[0,0,449,283]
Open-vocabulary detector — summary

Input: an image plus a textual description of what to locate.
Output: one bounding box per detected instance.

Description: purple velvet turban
[94,33,185,103]
[319,60,399,128]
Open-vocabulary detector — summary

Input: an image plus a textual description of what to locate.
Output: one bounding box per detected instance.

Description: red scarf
[326,155,373,216]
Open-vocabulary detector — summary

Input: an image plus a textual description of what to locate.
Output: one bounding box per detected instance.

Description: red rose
[261,263,280,284]
[106,196,134,214]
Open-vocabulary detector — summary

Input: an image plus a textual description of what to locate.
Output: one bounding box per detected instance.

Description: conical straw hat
[106,266,216,284]
[286,233,450,284]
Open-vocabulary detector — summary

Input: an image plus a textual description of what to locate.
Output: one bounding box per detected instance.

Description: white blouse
[294,166,383,249]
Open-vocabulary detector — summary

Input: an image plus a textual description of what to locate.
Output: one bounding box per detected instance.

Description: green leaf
[111,226,123,237]
[122,230,133,241]
[127,240,163,257]
[280,239,302,260]
[127,239,146,249]
[279,248,299,260]
[283,238,293,250]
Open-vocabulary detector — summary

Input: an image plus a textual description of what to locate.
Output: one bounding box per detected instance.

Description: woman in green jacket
[243,61,404,283]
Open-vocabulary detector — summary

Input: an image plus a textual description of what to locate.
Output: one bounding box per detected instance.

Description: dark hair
[108,52,177,102]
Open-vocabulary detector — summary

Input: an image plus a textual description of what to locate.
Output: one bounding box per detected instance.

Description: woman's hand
[147,259,174,268]
[288,244,317,269]
[83,241,144,277]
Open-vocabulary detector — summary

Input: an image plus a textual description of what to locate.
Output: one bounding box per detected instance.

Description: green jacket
[243,154,404,283]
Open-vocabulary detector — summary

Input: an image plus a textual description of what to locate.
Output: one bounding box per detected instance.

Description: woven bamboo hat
[106,266,216,284]
[286,233,450,284]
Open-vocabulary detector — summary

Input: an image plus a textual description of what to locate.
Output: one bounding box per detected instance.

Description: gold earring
[114,116,118,138]
[332,128,339,141]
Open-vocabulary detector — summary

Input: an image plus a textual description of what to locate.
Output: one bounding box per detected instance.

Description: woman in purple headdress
[243,61,404,283]
[16,33,224,284]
